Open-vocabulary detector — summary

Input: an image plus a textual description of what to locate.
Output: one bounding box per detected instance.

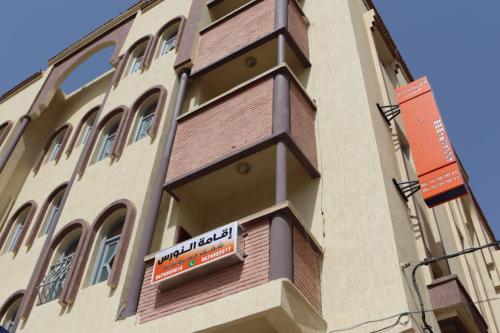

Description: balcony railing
[428,274,488,333]
[165,65,318,191]
[137,203,322,325]
[192,0,310,76]
[36,254,74,304]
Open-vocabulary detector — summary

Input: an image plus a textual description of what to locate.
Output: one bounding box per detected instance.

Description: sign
[152,222,245,290]
[396,77,467,207]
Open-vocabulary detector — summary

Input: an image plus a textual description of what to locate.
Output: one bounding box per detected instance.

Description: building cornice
[364,0,414,82]
[0,71,43,104]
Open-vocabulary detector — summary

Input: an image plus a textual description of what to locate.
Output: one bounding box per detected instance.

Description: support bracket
[393,178,420,201]
[377,103,400,125]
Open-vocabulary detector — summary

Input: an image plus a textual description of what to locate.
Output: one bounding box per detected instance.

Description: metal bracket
[393,179,420,201]
[377,103,400,125]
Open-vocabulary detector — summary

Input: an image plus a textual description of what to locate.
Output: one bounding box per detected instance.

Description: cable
[329,296,500,333]
[412,240,500,333]
[329,239,500,333]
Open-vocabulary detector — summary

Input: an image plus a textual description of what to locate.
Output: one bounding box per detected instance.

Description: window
[92,219,124,285]
[134,104,155,141]
[37,239,78,304]
[160,33,177,56]
[2,307,17,332]
[47,134,64,162]
[42,195,62,235]
[81,114,97,146]
[97,123,119,161]
[129,50,145,74]
[34,124,72,173]
[0,297,21,333]
[6,213,27,252]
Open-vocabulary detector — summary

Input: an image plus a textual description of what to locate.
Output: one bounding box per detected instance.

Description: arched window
[86,200,135,288]
[129,86,167,143]
[91,217,124,284]
[0,201,37,254]
[155,17,184,58]
[97,122,119,161]
[26,183,68,248]
[0,290,24,333]
[152,17,185,61]
[41,191,63,235]
[33,124,73,173]
[78,107,131,174]
[35,221,87,306]
[66,107,100,155]
[0,121,13,148]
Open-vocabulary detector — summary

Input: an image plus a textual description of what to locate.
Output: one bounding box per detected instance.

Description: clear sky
[0,1,498,237]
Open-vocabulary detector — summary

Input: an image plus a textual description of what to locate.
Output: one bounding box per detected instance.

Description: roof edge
[363,0,414,82]
[0,71,44,105]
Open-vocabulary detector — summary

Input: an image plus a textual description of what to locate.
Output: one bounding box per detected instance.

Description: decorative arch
[65,199,136,300]
[66,106,100,155]
[114,35,154,85]
[130,85,168,139]
[26,182,69,247]
[0,289,24,321]
[0,201,37,253]
[78,106,131,174]
[33,123,73,173]
[0,120,13,147]
[22,220,88,314]
[29,19,133,118]
[148,16,187,65]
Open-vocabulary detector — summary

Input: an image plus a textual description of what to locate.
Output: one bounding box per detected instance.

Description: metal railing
[36,254,74,304]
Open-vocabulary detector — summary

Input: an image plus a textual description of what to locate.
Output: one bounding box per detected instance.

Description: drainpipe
[269,0,293,280]
[0,116,31,174]
[121,70,189,318]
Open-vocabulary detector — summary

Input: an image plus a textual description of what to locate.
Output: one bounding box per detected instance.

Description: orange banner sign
[396,77,467,207]
[152,222,244,290]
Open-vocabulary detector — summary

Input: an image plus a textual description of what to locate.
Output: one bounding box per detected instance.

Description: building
[0,0,498,332]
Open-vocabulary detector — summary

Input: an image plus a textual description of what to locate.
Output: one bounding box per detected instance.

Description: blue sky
[0,1,498,237]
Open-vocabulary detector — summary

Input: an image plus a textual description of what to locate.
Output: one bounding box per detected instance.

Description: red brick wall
[137,218,270,324]
[288,0,309,59]
[290,82,317,168]
[293,225,322,314]
[166,77,274,181]
[192,0,275,72]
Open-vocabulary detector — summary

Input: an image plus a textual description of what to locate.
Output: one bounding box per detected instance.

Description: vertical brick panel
[293,226,322,313]
[166,77,274,181]
[290,82,318,168]
[137,219,270,324]
[193,0,275,72]
[288,0,309,59]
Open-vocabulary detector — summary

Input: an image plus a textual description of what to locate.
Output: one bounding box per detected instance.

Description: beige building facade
[0,1,498,332]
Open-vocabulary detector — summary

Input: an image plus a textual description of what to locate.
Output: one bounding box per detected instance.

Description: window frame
[160,33,177,56]
[41,194,63,235]
[33,123,73,173]
[0,201,37,254]
[6,213,28,253]
[133,103,156,142]
[97,122,119,161]
[91,233,121,285]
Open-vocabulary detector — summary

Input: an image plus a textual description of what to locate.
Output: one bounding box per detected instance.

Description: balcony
[192,0,310,76]
[428,275,488,333]
[165,65,318,198]
[137,203,325,333]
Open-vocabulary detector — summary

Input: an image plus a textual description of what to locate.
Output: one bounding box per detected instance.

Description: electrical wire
[329,296,500,333]
[412,240,500,333]
[329,240,500,333]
